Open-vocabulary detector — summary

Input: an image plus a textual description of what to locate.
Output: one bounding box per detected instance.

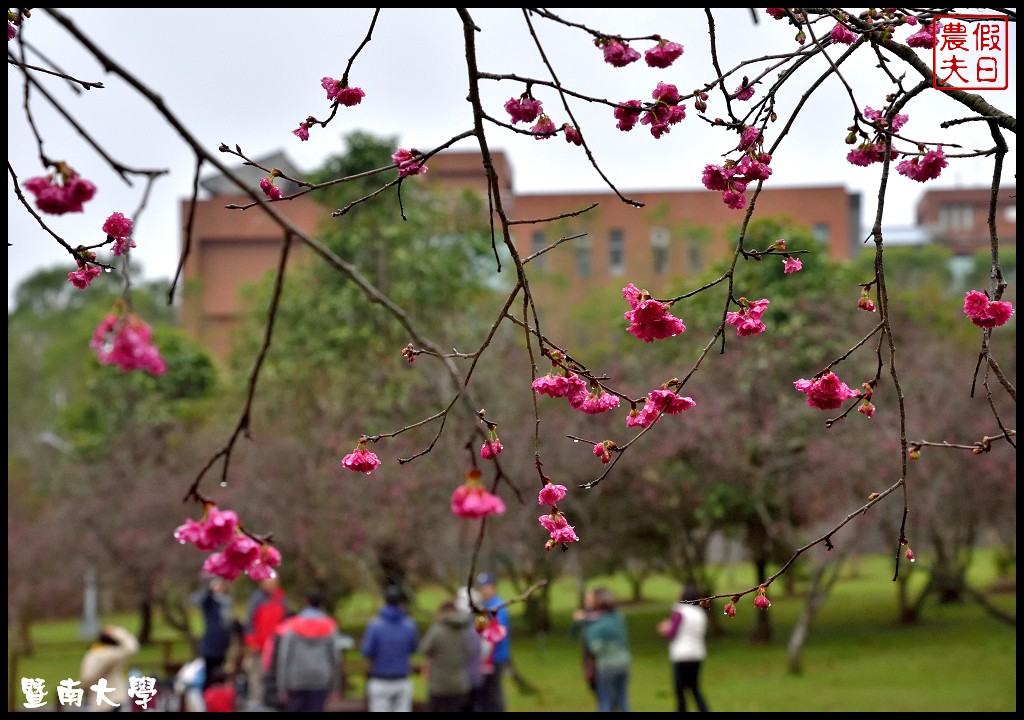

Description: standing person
[475,572,511,712]
[455,586,490,712]
[360,585,419,712]
[657,582,710,712]
[570,587,599,704]
[79,625,140,712]
[191,576,235,689]
[418,598,474,712]
[583,587,631,713]
[242,576,288,711]
[269,591,344,712]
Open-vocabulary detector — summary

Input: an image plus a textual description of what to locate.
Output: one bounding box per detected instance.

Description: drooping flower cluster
[102,212,136,256]
[68,251,102,290]
[175,504,282,581]
[475,614,508,644]
[625,386,696,429]
[321,77,365,106]
[293,121,311,142]
[858,287,876,312]
[532,368,587,400]
[341,441,381,474]
[563,124,583,146]
[613,100,643,132]
[754,587,771,609]
[451,469,506,519]
[259,174,283,200]
[504,95,543,124]
[701,125,773,209]
[597,37,641,67]
[734,80,755,101]
[863,106,909,133]
[24,164,97,215]
[538,510,579,550]
[593,440,614,463]
[569,384,621,415]
[623,283,686,342]
[392,148,427,178]
[90,309,168,375]
[897,146,947,183]
[726,297,771,337]
[530,114,558,139]
[480,427,504,460]
[962,290,1014,328]
[645,39,684,68]
[793,371,861,411]
[906,21,940,49]
[830,20,858,45]
[614,83,686,139]
[538,481,568,506]
[857,383,876,418]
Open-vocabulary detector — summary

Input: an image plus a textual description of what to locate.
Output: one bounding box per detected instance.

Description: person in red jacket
[241,577,288,711]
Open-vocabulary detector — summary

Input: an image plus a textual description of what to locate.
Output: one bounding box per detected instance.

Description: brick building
[180,151,1014,358]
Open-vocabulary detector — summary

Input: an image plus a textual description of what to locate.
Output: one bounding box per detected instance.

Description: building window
[812,223,831,245]
[688,241,704,273]
[650,227,670,275]
[609,229,625,275]
[938,203,974,231]
[531,230,547,269]
[574,237,592,277]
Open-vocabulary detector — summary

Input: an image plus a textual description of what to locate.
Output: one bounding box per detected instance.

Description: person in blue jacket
[475,572,512,712]
[360,585,419,712]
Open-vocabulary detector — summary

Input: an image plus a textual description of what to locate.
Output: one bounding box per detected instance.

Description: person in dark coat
[192,577,236,688]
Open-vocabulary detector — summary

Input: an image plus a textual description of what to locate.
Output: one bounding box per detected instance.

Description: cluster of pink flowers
[593,440,615,463]
[259,175,283,200]
[24,166,97,215]
[175,504,282,581]
[321,77,365,106]
[475,615,508,644]
[532,359,620,416]
[734,80,755,101]
[68,255,102,289]
[90,310,168,375]
[530,114,558,139]
[538,510,578,550]
[701,125,773,209]
[962,290,1014,328]
[614,82,686,139]
[857,383,876,418]
[830,20,858,45]
[726,297,771,337]
[863,106,909,133]
[858,287,876,312]
[897,146,947,183]
[392,148,427,178]
[563,124,583,146]
[538,481,567,506]
[504,95,543,124]
[793,371,861,411]
[906,21,940,49]
[341,442,381,474]
[626,387,696,430]
[102,212,136,256]
[293,121,311,142]
[754,587,772,609]
[623,283,686,342]
[480,428,503,459]
[846,142,897,167]
[597,36,684,69]
[451,469,506,519]
[569,385,621,415]
[846,106,911,168]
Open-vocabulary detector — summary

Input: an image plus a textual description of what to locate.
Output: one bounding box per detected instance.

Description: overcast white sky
[8,8,1017,308]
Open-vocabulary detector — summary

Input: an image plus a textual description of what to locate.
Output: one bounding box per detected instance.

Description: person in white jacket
[79,625,140,712]
[657,583,710,712]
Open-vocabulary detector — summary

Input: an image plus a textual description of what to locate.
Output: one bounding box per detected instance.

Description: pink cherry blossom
[480,438,503,459]
[102,212,133,240]
[593,442,612,463]
[530,114,557,139]
[766,8,785,19]
[293,122,311,142]
[754,593,771,609]
[24,171,97,215]
[451,470,506,519]
[248,544,282,580]
[645,39,684,68]
[738,126,761,150]
[342,446,381,474]
[539,510,579,549]
[203,507,240,549]
[830,22,857,45]
[613,100,643,131]
[563,125,583,146]
[392,148,428,177]
[569,387,621,415]
[897,146,947,182]
[321,77,365,106]
[504,96,543,124]
[723,602,737,617]
[783,257,803,273]
[726,297,770,337]
[793,371,861,410]
[601,38,641,67]
[734,82,755,101]
[223,534,261,570]
[623,283,686,342]
[203,552,242,581]
[858,401,876,418]
[863,106,909,133]
[858,292,876,312]
[846,142,894,167]
[532,372,588,400]
[478,616,508,644]
[962,290,1014,328]
[906,21,940,49]
[174,518,206,546]
[538,483,568,506]
[90,312,168,375]
[68,263,102,289]
[259,177,283,200]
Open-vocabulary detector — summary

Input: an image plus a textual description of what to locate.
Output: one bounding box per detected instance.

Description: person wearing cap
[475,572,511,712]
[360,585,419,712]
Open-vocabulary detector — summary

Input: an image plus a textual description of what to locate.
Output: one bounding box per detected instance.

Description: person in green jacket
[583,587,631,712]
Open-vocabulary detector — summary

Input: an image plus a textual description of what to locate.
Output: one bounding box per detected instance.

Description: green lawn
[9,553,1016,712]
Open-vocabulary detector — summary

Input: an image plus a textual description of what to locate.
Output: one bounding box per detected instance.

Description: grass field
[8,553,1016,712]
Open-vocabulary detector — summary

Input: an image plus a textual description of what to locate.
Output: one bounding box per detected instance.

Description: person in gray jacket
[418,598,475,712]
